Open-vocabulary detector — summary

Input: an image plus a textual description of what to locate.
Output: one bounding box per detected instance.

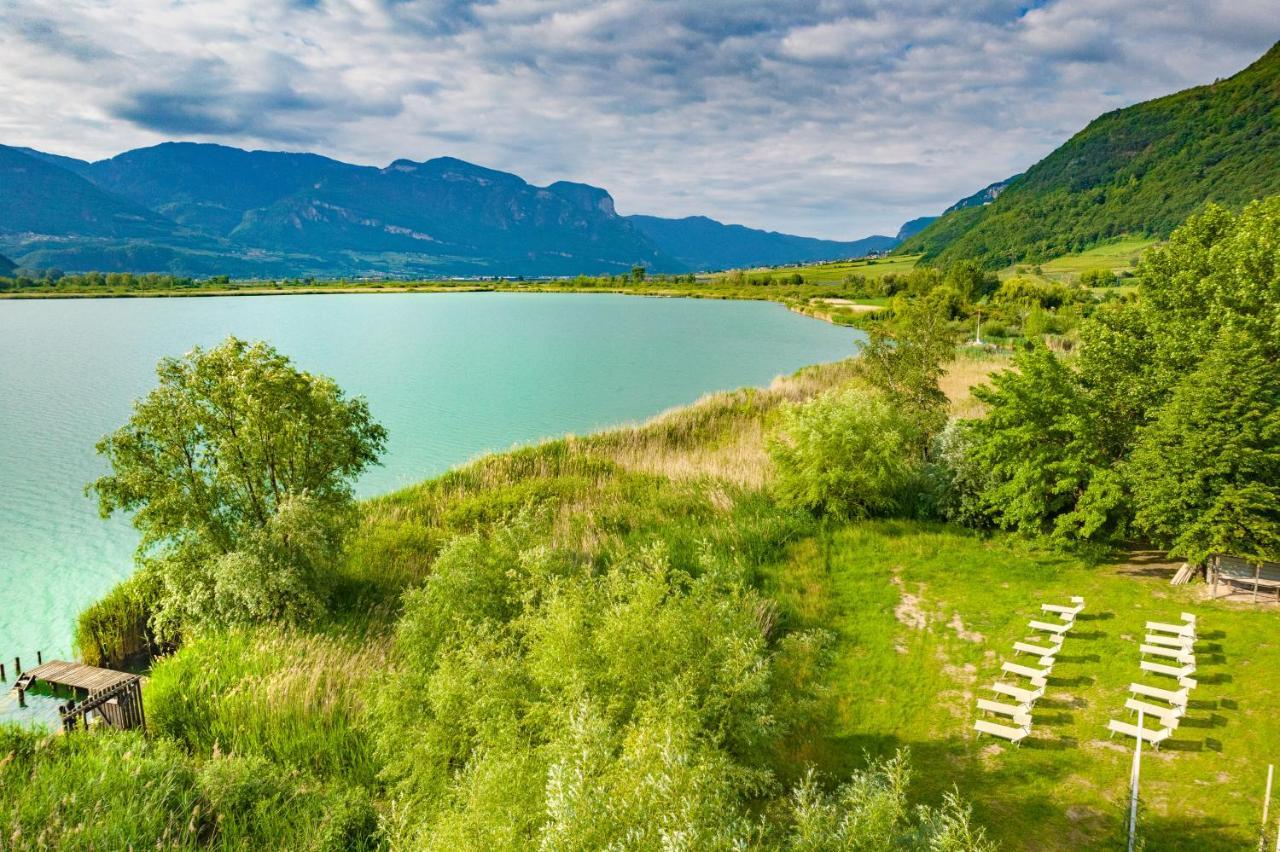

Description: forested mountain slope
[899,41,1280,267]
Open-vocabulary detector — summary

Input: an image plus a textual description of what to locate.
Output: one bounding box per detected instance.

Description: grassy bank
[4,349,1277,849]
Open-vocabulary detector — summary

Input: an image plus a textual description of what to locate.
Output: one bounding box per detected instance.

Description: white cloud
[0,0,1274,238]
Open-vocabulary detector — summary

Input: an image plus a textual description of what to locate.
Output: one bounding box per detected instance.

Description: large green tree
[961,197,1280,557]
[92,337,386,637]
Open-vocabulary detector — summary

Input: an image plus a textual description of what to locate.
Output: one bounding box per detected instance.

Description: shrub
[770,387,924,519]
[75,568,163,667]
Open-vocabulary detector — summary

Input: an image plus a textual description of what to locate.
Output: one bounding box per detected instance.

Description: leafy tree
[770,387,924,519]
[860,295,958,446]
[1127,333,1280,563]
[91,337,386,637]
[960,197,1280,552]
[965,344,1123,541]
[783,752,994,850]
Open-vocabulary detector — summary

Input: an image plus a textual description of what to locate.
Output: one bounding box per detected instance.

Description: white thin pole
[1263,764,1275,852]
[1129,709,1144,852]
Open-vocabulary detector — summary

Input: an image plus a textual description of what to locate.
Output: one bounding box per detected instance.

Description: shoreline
[0,282,886,329]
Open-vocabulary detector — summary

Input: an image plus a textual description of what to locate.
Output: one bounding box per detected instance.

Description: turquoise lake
[0,292,860,664]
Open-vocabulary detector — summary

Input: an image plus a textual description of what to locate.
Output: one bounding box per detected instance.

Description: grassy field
[1001,238,1157,283]
[744,253,921,284]
[6,347,1277,849]
[766,523,1278,850]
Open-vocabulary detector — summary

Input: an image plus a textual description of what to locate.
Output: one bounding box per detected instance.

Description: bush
[75,568,163,667]
[770,387,924,519]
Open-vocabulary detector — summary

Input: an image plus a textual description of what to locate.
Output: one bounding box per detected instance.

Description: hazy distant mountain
[0,145,176,239]
[0,252,14,275]
[895,216,937,241]
[627,215,897,271]
[900,40,1280,267]
[0,142,891,277]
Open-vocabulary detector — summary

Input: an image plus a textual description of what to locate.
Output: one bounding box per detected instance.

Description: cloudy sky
[1,1,1276,238]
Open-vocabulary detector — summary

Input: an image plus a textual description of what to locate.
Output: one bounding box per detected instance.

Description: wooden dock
[19,659,137,694]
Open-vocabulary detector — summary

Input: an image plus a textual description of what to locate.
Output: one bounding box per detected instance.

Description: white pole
[1129,709,1144,852]
[1263,764,1275,852]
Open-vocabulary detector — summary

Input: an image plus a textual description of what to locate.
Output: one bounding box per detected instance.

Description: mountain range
[0,143,895,277]
[899,41,1280,267]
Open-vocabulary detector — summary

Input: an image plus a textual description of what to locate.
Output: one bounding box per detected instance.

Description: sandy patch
[948,612,984,643]
[891,575,928,630]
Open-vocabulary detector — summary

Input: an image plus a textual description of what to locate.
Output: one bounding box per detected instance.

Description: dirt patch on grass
[891,575,928,630]
[948,612,984,643]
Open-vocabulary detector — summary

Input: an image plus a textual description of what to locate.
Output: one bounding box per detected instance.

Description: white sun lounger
[1140,644,1195,664]
[1108,719,1173,749]
[1125,698,1184,729]
[1029,619,1071,636]
[1013,641,1058,666]
[977,698,1033,726]
[1001,662,1051,686]
[1129,682,1189,707]
[975,719,1031,745]
[991,681,1044,705]
[1145,633,1194,650]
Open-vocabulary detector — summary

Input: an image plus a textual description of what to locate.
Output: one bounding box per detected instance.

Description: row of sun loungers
[974,597,1084,745]
[1108,612,1198,750]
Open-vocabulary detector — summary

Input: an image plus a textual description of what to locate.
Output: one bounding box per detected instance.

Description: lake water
[0,292,859,664]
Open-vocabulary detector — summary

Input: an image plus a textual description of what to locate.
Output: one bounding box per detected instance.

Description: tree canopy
[960,197,1280,560]
[91,337,386,636]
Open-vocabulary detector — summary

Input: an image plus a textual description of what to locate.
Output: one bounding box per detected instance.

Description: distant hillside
[0,142,892,277]
[0,145,176,239]
[627,215,897,271]
[0,253,14,275]
[900,41,1280,267]
[895,216,936,241]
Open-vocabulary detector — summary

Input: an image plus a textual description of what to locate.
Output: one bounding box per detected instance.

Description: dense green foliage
[771,387,925,519]
[960,198,1280,560]
[90,338,386,639]
[900,42,1280,267]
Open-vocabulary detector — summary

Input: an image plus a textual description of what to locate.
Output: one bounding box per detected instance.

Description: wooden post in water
[36,650,42,665]
[13,656,19,676]
[0,661,6,681]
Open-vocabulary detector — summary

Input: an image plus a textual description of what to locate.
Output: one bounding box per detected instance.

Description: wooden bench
[1001,661,1051,687]
[1144,633,1194,650]
[975,719,1031,745]
[1130,682,1188,707]
[1108,719,1172,749]
[1140,644,1195,664]
[1209,554,1280,603]
[977,698,1033,726]
[1125,698,1183,729]
[991,681,1044,705]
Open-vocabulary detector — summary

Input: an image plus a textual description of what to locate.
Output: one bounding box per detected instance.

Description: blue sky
[1,1,1275,238]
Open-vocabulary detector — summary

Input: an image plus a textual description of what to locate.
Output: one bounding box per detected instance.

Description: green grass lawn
[749,253,921,284]
[1001,238,1157,282]
[765,521,1279,851]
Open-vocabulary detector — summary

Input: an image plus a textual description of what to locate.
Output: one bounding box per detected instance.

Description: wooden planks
[24,660,136,693]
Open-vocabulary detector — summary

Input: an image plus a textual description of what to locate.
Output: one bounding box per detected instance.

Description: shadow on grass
[1049,675,1095,688]
[1076,611,1114,622]
[1141,814,1250,852]
[1070,630,1108,641]
[1055,653,1102,664]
